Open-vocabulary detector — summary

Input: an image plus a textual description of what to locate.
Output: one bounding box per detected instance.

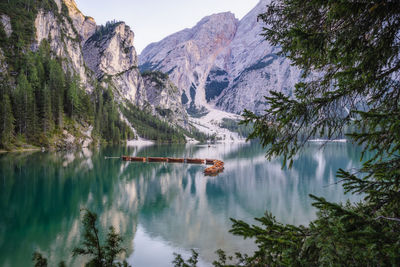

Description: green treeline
[87,19,123,43]
[120,102,210,143]
[120,103,186,143]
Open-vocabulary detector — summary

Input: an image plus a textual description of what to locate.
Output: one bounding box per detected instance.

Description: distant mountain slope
[139,0,301,115]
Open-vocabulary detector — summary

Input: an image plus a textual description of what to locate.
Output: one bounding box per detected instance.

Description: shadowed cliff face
[139,0,302,115]
[34,5,95,91]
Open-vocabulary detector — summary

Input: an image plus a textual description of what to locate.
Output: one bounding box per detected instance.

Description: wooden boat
[186,158,205,164]
[130,157,146,162]
[203,159,225,176]
[168,158,185,163]
[148,157,168,162]
[122,156,130,161]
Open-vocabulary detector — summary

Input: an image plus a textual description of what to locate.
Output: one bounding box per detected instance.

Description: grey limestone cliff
[83,21,146,105]
[140,0,302,115]
[140,12,239,111]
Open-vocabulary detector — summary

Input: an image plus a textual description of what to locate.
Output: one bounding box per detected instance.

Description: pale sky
[75,0,259,54]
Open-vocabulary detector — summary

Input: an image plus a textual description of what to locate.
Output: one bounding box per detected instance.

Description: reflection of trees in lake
[0,146,140,266]
[0,142,366,266]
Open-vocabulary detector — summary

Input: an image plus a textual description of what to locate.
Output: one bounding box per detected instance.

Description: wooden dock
[148,157,168,162]
[122,156,146,162]
[121,156,224,176]
[168,158,185,163]
[186,158,205,164]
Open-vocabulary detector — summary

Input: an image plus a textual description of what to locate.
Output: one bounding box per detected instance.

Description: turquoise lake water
[0,142,365,266]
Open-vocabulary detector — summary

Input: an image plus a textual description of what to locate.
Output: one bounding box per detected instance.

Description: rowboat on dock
[214,161,224,167]
[186,158,205,164]
[206,159,217,165]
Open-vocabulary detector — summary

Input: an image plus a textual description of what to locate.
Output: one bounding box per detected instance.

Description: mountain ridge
[139,0,301,115]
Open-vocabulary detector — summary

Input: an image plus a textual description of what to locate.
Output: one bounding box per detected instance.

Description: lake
[0,142,364,266]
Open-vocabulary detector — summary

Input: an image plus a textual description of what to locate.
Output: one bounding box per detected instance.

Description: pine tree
[33,209,131,267]
[0,93,14,148]
[113,126,120,144]
[66,75,81,119]
[13,74,31,136]
[26,80,38,142]
[26,52,40,92]
[72,209,131,267]
[48,59,65,127]
[229,1,400,266]
[41,83,53,134]
[94,85,103,134]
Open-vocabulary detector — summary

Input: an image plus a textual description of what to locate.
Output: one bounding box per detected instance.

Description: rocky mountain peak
[140,0,301,115]
[82,21,146,105]
[62,0,82,16]
[191,12,238,50]
[83,21,137,77]
[139,12,240,111]
[60,0,97,44]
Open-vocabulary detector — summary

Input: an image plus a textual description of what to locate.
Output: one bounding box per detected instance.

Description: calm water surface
[0,142,364,266]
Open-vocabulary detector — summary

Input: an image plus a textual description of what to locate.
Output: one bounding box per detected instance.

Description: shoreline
[0,138,251,154]
[308,139,347,143]
[0,147,41,153]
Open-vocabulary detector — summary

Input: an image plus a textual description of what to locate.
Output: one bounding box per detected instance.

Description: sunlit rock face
[62,0,97,45]
[214,0,301,114]
[83,22,147,105]
[139,12,239,110]
[139,0,302,115]
[34,7,93,91]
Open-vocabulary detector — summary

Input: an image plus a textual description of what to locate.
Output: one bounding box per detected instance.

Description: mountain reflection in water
[0,142,364,266]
